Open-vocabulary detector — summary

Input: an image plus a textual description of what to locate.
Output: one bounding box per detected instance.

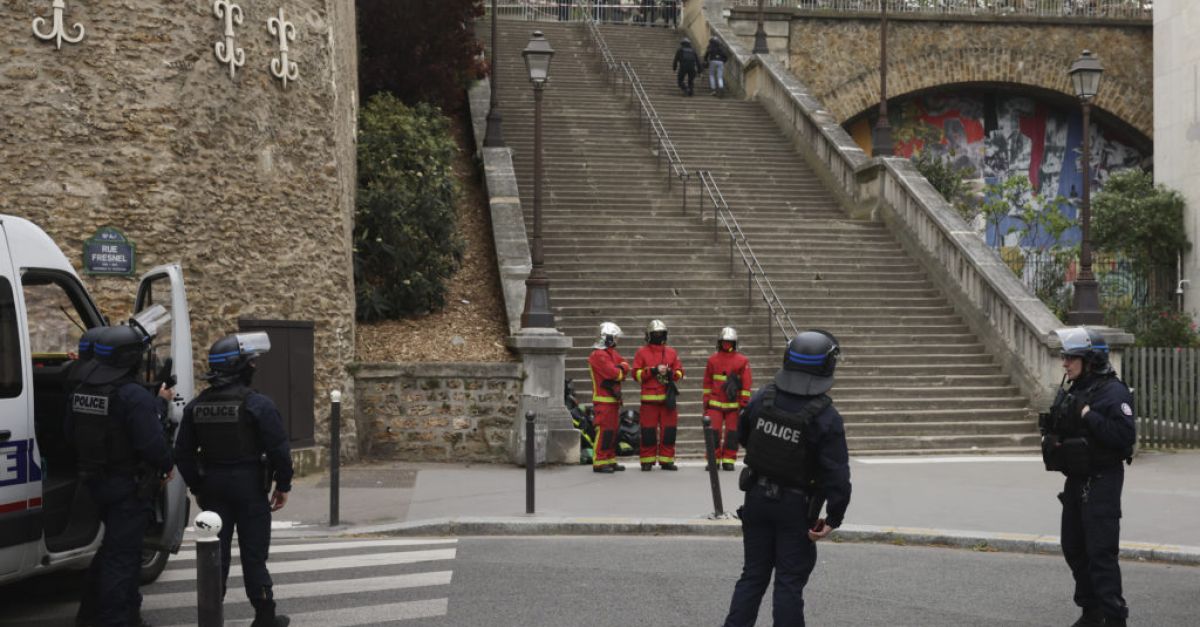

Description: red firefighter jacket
[703,349,752,410]
[588,347,629,405]
[632,344,684,404]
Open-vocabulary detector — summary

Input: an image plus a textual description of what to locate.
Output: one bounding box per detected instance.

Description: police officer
[722,330,851,627]
[1041,327,1135,627]
[68,325,174,627]
[175,332,294,627]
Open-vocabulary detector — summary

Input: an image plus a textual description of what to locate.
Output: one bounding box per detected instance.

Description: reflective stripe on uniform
[708,400,739,409]
[658,456,674,463]
[740,390,752,397]
[640,456,657,464]
[712,374,727,382]
[593,395,618,403]
[641,394,667,401]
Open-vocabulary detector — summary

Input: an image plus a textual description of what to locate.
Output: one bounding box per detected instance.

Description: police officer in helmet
[68,324,174,627]
[175,332,294,627]
[1041,327,1135,627]
[722,330,851,627]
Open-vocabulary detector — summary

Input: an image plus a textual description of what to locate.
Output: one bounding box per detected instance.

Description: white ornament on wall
[268,8,299,89]
[32,0,85,50]
[213,0,245,79]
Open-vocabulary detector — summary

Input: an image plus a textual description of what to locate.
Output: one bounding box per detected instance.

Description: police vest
[71,380,137,476]
[743,385,831,488]
[192,386,260,463]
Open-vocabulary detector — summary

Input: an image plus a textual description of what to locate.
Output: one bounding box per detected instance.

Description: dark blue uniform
[67,381,173,627]
[1059,373,1135,623]
[175,385,294,615]
[723,384,852,627]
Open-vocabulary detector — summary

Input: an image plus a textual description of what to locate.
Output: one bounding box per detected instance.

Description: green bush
[910,151,977,221]
[1105,304,1200,348]
[1092,169,1190,270]
[355,93,464,321]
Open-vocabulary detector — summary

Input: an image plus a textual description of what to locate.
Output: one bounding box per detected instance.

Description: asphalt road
[2,536,1197,626]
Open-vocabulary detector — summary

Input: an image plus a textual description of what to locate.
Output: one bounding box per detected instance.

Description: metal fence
[728,0,1153,20]
[1126,347,1200,449]
[484,1,681,25]
[1003,251,1177,327]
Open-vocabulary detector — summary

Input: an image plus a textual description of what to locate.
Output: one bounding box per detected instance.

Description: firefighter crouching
[588,322,630,473]
[633,319,684,471]
[704,327,753,470]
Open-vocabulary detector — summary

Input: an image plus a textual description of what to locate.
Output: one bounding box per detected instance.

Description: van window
[21,278,86,359]
[0,276,20,397]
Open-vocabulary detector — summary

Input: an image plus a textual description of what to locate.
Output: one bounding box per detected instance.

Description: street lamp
[520,31,555,329]
[872,0,893,157]
[1066,49,1104,325]
[484,0,505,147]
[753,0,769,55]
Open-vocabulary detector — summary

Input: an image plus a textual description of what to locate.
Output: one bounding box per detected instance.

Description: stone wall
[0,1,359,457]
[354,363,521,462]
[727,8,1153,140]
[1154,0,1200,319]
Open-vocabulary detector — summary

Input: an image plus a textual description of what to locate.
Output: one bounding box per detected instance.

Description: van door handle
[0,430,10,442]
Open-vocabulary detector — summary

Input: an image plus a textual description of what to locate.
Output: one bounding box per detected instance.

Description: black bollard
[330,390,342,527]
[195,511,224,627]
[525,410,536,514]
[702,415,724,516]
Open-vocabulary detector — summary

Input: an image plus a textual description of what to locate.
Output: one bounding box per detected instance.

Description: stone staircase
[484,19,1038,456]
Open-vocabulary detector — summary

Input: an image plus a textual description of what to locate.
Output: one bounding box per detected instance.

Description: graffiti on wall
[847,91,1149,249]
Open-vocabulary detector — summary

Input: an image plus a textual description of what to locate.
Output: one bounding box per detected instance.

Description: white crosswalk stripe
[148,537,458,626]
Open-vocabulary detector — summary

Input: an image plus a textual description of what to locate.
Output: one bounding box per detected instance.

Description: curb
[273,517,1200,566]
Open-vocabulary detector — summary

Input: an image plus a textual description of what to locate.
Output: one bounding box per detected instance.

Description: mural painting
[847,91,1149,249]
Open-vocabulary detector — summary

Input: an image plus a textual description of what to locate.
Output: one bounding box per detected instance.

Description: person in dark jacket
[704,36,729,96]
[1041,327,1135,627]
[175,332,295,627]
[673,37,700,96]
[722,330,852,627]
[67,324,174,627]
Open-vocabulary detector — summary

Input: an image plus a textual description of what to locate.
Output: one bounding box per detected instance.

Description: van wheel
[140,549,169,584]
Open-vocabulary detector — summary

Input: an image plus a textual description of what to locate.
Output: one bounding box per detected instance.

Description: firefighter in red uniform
[632,320,684,472]
[588,321,630,473]
[703,326,753,471]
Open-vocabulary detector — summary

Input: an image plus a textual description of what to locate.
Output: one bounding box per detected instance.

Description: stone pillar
[507,328,579,465]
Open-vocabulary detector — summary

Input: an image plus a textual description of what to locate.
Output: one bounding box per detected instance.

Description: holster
[1043,435,1090,476]
[738,466,754,492]
[260,453,273,493]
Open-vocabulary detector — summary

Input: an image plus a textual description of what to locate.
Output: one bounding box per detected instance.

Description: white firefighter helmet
[645,319,668,344]
[595,321,622,349]
[718,326,738,350]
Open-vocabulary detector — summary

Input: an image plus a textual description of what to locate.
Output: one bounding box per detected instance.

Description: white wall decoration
[32,0,85,50]
[268,7,299,89]
[213,0,245,79]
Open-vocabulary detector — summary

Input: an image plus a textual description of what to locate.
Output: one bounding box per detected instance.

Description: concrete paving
[266,450,1200,564]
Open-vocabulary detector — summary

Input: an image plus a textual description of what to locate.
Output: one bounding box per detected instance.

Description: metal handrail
[697,170,800,347]
[727,0,1152,21]
[584,10,800,345]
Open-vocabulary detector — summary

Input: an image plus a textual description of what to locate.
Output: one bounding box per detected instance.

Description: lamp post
[521,31,555,329]
[753,0,768,54]
[484,0,505,147]
[1066,49,1104,325]
[872,0,893,157]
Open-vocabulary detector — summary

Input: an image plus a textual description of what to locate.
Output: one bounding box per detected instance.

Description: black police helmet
[774,330,840,395]
[84,325,148,385]
[77,326,105,361]
[205,332,271,381]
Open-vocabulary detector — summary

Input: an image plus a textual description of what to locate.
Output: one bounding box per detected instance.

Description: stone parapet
[354,362,522,462]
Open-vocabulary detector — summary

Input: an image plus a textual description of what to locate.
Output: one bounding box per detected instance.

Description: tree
[1092,168,1191,270]
[355,94,464,321]
[357,0,485,111]
[910,150,977,222]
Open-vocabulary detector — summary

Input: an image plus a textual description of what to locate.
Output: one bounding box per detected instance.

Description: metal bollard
[330,390,342,527]
[702,415,724,516]
[194,511,224,627]
[525,410,536,514]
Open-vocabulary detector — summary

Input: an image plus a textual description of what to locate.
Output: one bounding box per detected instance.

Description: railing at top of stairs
[487,2,680,24]
[584,12,803,347]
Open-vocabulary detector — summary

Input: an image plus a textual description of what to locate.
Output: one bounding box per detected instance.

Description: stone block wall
[0,1,359,456]
[354,363,522,462]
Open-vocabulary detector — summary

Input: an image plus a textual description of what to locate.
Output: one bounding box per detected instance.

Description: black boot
[1070,608,1105,627]
[641,463,654,471]
[660,462,678,471]
[252,596,290,627]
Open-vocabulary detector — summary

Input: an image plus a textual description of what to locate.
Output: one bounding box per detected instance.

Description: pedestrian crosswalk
[150,536,458,626]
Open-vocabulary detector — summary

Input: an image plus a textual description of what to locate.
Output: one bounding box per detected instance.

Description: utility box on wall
[238,319,315,447]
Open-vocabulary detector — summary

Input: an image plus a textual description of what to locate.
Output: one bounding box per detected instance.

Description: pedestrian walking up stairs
[485,18,1038,457]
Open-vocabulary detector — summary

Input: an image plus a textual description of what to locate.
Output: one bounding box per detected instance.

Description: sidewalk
[269,450,1200,564]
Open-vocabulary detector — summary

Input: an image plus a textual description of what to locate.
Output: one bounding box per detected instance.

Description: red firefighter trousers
[706,407,741,464]
[593,403,620,467]
[639,403,678,465]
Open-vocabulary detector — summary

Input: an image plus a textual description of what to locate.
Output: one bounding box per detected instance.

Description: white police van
[0,214,193,586]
